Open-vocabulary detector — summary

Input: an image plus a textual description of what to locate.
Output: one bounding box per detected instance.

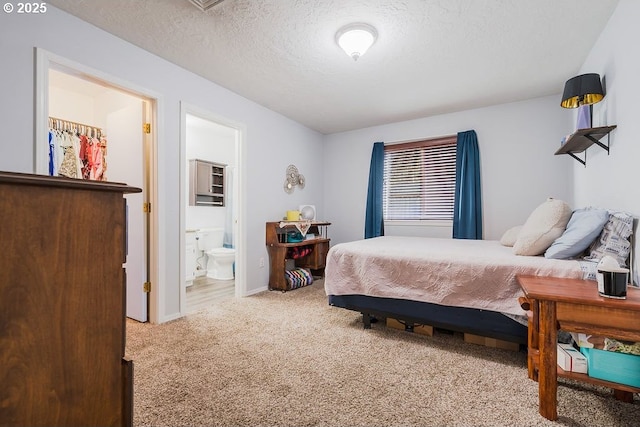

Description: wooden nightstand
[517,275,640,421]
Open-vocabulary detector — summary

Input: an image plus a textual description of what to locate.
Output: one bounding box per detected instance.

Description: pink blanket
[324,236,584,316]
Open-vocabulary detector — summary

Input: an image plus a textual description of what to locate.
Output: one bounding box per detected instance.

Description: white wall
[185,116,236,231]
[572,0,640,281]
[0,6,325,322]
[49,86,97,125]
[324,95,573,245]
[572,0,639,212]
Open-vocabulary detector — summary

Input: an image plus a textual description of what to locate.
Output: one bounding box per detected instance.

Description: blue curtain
[453,130,482,239]
[364,142,385,239]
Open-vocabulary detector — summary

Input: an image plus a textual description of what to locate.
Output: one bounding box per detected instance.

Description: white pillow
[513,198,572,256]
[500,225,522,247]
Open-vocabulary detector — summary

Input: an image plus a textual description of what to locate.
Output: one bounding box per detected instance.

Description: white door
[107,103,148,322]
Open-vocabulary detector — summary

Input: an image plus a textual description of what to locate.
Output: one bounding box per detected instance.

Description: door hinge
[143,282,151,293]
[143,123,151,134]
[143,202,151,213]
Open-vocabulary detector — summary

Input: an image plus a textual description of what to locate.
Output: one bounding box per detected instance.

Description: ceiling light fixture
[335,23,378,61]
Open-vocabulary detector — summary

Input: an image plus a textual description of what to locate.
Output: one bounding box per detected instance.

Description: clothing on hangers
[48,116,107,181]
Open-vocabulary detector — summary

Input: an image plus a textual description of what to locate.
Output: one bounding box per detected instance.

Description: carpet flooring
[126,280,639,426]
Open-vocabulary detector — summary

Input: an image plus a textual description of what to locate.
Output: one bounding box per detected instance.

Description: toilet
[196,227,235,280]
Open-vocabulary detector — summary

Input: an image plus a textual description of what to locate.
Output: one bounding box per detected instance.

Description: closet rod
[48,116,103,138]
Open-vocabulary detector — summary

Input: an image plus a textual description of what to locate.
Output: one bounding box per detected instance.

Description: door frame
[179,102,247,314]
[34,48,163,323]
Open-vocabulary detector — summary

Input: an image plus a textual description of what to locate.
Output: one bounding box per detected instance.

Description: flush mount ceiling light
[335,23,378,61]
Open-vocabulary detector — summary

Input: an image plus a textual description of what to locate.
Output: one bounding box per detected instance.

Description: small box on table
[557,343,588,374]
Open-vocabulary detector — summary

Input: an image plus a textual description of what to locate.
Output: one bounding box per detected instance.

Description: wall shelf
[189,159,226,206]
[555,125,617,166]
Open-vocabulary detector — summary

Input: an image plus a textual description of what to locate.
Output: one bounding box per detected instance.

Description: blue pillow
[544,208,609,259]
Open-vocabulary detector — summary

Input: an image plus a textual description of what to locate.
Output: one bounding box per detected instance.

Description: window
[383,136,457,221]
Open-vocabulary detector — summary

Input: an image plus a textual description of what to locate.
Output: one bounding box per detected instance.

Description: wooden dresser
[0,171,141,427]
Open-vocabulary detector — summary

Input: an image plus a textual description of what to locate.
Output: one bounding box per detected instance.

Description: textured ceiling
[47,0,619,134]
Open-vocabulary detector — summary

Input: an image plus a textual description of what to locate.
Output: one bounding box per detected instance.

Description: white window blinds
[383,137,457,221]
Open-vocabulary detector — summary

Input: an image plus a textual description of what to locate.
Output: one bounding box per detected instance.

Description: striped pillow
[284,268,314,290]
[584,211,634,267]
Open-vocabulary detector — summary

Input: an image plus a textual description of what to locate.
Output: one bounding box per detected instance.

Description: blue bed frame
[328,294,528,345]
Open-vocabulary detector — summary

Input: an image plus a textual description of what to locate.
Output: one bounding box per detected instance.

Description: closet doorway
[36,51,158,323]
[180,103,245,315]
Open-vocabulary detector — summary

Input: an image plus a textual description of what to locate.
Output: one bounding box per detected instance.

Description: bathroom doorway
[180,104,245,315]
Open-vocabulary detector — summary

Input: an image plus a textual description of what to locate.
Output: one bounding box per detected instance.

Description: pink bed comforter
[324,236,584,316]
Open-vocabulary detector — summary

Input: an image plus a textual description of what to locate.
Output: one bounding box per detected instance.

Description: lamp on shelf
[560,73,604,129]
[335,23,378,61]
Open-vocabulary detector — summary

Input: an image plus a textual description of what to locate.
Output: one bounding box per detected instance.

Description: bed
[324,236,594,344]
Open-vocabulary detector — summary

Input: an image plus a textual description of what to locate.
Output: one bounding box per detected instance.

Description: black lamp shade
[560,73,604,108]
